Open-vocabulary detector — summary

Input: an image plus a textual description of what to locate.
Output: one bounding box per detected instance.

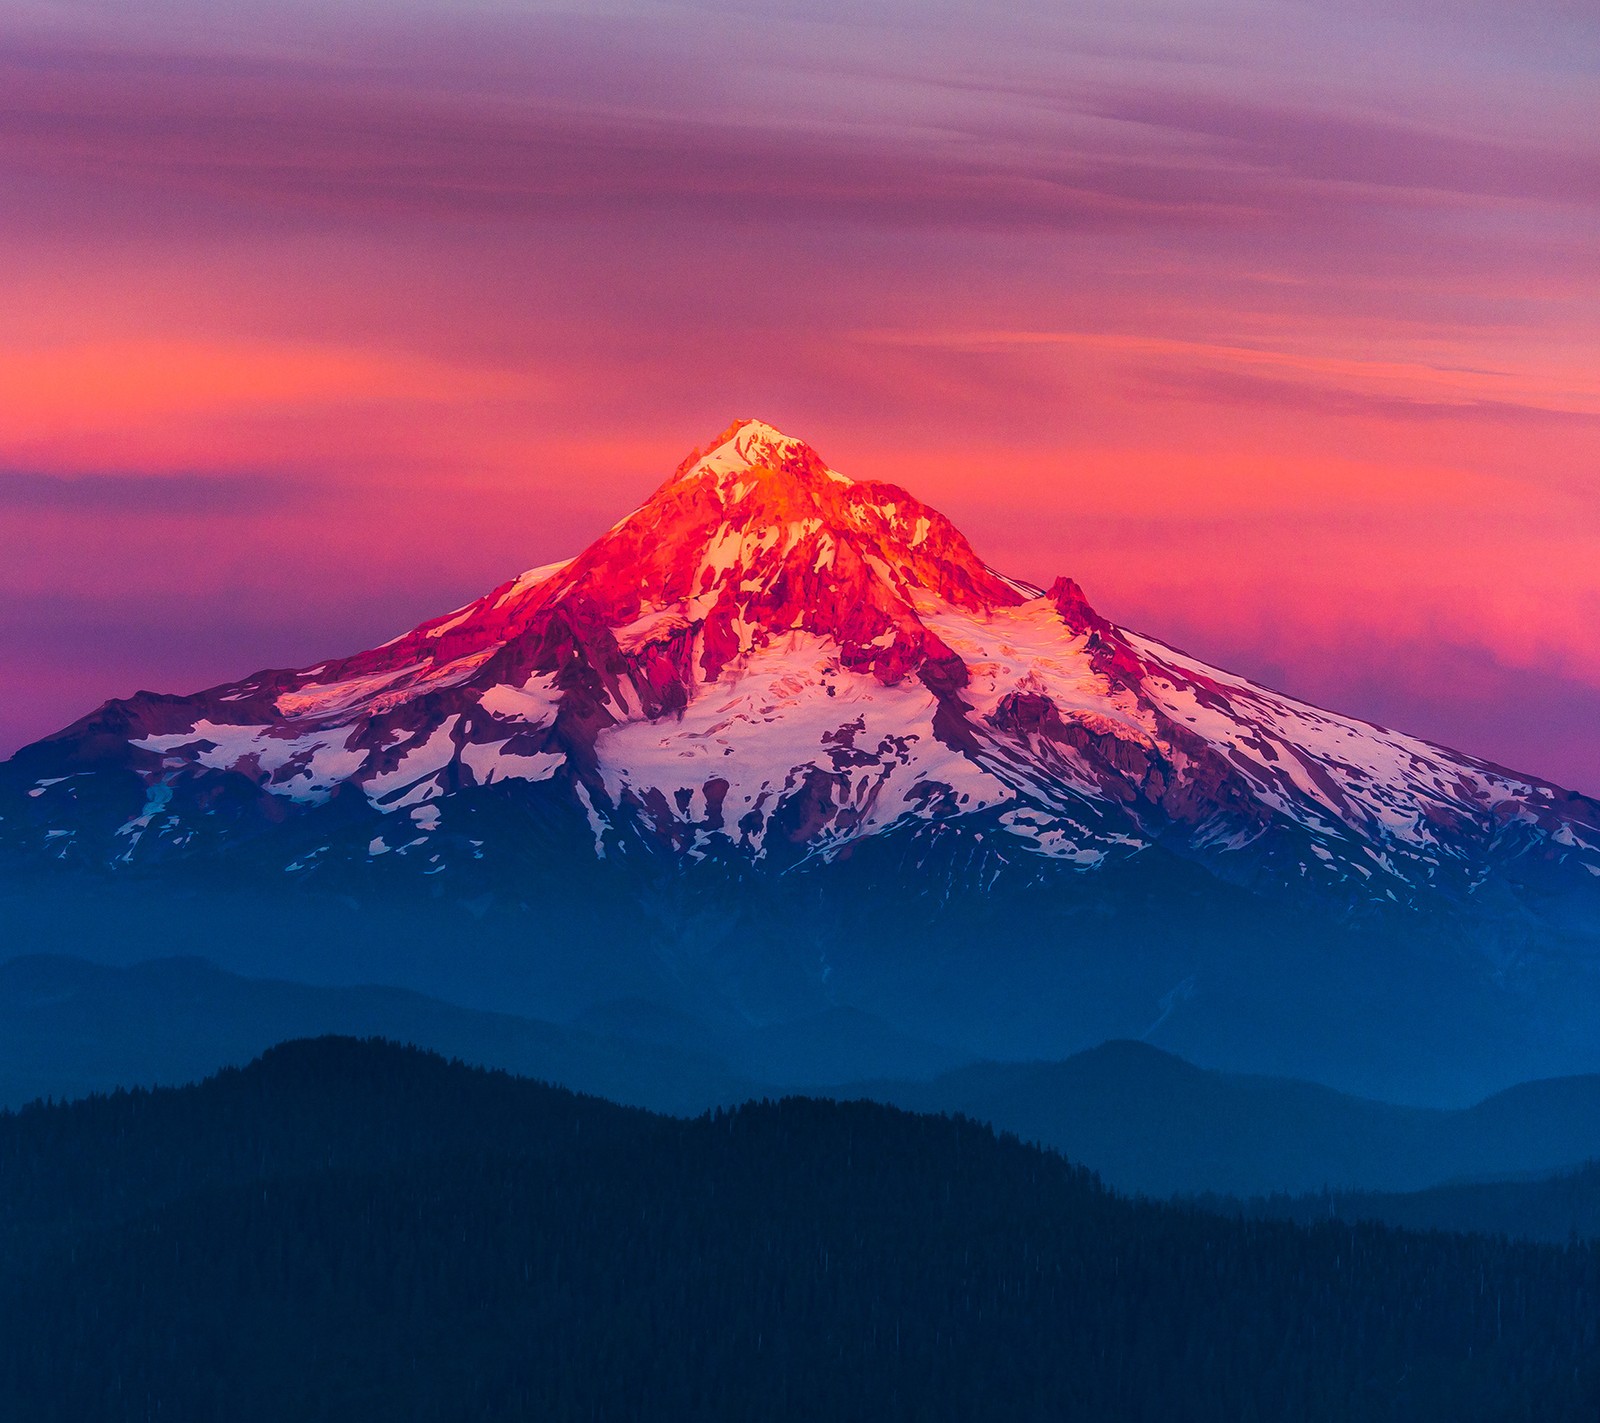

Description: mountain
[846,1040,1600,1197]
[0,954,750,1115]
[3,419,1598,1100]
[3,1037,1597,1422]
[0,953,970,1110]
[15,953,1600,1199]
[7,417,1598,909]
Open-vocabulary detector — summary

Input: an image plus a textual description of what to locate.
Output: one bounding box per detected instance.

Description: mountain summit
[5,420,1600,914]
[367,416,1030,698]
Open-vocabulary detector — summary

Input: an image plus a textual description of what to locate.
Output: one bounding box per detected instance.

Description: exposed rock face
[4,418,1599,922]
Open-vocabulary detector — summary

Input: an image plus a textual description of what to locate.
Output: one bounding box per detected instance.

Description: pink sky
[3,0,1598,791]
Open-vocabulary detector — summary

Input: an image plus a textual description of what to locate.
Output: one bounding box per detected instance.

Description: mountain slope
[13,956,1600,1199]
[847,1040,1600,1197]
[1223,1162,1600,1245]
[0,955,750,1115]
[0,953,969,1109]
[3,1038,1597,1422]
[5,418,1598,919]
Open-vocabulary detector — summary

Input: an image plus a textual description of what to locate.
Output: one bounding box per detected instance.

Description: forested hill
[1203,1163,1600,1245]
[2,1040,1597,1423]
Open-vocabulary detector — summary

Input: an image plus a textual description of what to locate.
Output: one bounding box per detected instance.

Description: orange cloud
[0,340,529,441]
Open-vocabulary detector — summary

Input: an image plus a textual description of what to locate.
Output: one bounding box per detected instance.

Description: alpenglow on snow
[6,419,1599,915]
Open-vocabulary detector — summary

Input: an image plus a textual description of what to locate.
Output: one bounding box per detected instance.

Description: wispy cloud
[4,5,1596,236]
[1140,366,1600,427]
[0,44,1269,232]
[852,326,1600,426]
[1088,88,1600,206]
[0,469,317,514]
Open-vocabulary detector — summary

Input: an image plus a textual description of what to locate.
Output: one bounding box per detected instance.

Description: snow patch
[478,672,563,726]
[460,740,566,786]
[364,716,461,807]
[133,720,369,804]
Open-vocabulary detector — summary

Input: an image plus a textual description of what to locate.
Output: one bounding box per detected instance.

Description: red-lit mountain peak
[319,420,1028,695]
[665,417,824,486]
[534,418,1028,686]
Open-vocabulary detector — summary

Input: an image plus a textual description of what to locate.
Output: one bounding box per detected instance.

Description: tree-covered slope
[1209,1162,1600,1245]
[1,1038,1596,1422]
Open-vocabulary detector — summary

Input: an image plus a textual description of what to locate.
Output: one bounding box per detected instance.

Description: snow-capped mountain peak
[672,417,840,488]
[524,417,1026,689]
[5,420,1599,918]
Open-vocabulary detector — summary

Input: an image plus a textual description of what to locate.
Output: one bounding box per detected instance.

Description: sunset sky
[3,0,1597,791]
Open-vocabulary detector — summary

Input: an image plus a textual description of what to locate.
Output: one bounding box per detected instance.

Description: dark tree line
[1,1037,1596,1422]
[1192,1163,1600,1245]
